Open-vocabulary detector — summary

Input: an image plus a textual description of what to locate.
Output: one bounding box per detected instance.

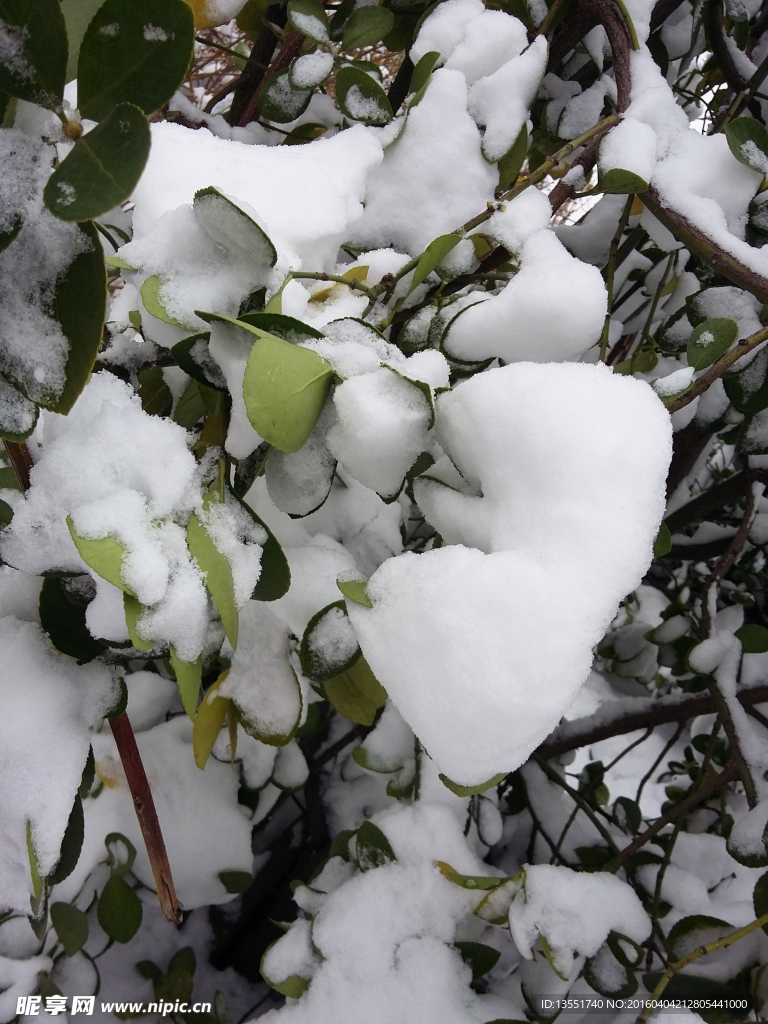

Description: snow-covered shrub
[3,0,768,1020]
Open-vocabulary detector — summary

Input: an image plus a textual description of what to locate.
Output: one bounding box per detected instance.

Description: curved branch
[664,468,768,533]
[706,0,746,96]
[663,321,768,413]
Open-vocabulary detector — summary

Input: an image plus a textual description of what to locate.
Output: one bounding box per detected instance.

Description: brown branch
[228,15,284,127]
[665,420,715,500]
[109,713,183,923]
[3,440,33,491]
[605,761,739,873]
[664,468,768,533]
[536,682,768,760]
[706,0,746,96]
[650,0,687,33]
[387,54,414,116]
[238,29,305,128]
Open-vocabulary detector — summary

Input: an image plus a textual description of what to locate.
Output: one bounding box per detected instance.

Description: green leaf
[355,820,396,870]
[613,796,642,834]
[237,311,324,342]
[187,500,238,648]
[50,902,89,956]
[336,577,372,607]
[0,212,21,254]
[141,275,187,328]
[67,519,134,595]
[408,49,439,107]
[736,623,768,653]
[754,871,768,934]
[0,378,38,442]
[0,497,12,526]
[454,941,500,978]
[435,860,507,890]
[105,832,136,876]
[80,746,95,799]
[44,104,151,222]
[97,874,142,943]
[172,378,207,429]
[78,0,195,122]
[26,820,42,902]
[724,347,768,414]
[686,317,738,371]
[105,676,128,718]
[300,600,361,682]
[50,220,108,415]
[259,67,312,123]
[61,0,106,82]
[233,492,291,601]
[0,0,67,108]
[341,5,394,49]
[263,969,309,1000]
[213,991,234,1024]
[726,116,768,175]
[123,594,153,651]
[324,656,387,726]
[286,0,329,41]
[242,327,333,453]
[138,365,173,416]
[653,521,672,557]
[193,186,277,266]
[47,794,84,885]
[171,333,227,392]
[641,971,752,1021]
[439,772,506,797]
[598,167,649,195]
[192,673,230,769]
[39,577,107,663]
[104,254,136,271]
[407,234,461,297]
[169,645,202,720]
[336,65,393,126]
[219,870,252,893]
[498,124,528,189]
[664,915,733,960]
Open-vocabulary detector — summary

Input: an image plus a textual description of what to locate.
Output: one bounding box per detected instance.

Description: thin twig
[600,196,634,361]
[532,753,622,856]
[3,439,33,490]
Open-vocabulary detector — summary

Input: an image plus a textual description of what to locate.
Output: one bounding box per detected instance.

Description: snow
[306,605,359,670]
[598,116,657,185]
[348,362,672,785]
[200,494,266,606]
[0,617,115,914]
[290,52,334,90]
[508,864,651,977]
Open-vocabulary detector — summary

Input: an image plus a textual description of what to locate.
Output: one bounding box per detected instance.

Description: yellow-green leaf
[187,504,238,648]
[169,645,202,720]
[324,656,387,726]
[435,860,506,891]
[67,518,134,595]
[123,594,153,651]
[141,275,187,328]
[407,235,461,296]
[336,577,372,607]
[27,820,43,902]
[193,671,231,769]
[438,772,507,797]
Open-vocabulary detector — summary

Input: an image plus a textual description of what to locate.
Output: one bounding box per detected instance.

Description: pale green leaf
[169,645,202,720]
[67,518,134,595]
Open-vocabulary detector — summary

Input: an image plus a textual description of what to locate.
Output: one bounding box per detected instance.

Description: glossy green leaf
[724,347,768,414]
[336,577,372,607]
[286,0,329,41]
[324,656,387,726]
[726,116,768,175]
[613,796,642,834]
[173,378,207,429]
[653,521,672,557]
[237,311,324,342]
[39,576,107,663]
[498,124,528,189]
[78,0,194,122]
[439,772,506,797]
[137,365,173,416]
[435,861,506,891]
[194,186,277,266]
[171,333,227,391]
[686,318,738,371]
[219,870,252,893]
[80,746,95,800]
[259,67,312,123]
[169,645,202,720]
[98,874,142,943]
[262,965,309,999]
[341,5,394,49]
[407,234,461,297]
[193,673,231,769]
[355,820,396,870]
[51,902,89,956]
[664,915,733,960]
[408,50,439,107]
[141,275,187,328]
[242,328,333,453]
[44,104,151,222]
[187,499,238,648]
[124,594,153,651]
[47,795,84,885]
[454,941,500,978]
[61,0,106,82]
[736,623,768,653]
[51,221,108,415]
[0,497,12,526]
[599,166,649,195]
[0,378,38,441]
[0,0,67,108]
[336,65,393,126]
[67,519,133,594]
[300,600,361,681]
[233,492,291,601]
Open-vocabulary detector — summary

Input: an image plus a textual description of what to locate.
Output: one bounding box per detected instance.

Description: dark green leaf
[105,832,137,876]
[598,167,649,195]
[98,875,142,943]
[724,347,768,414]
[138,365,173,416]
[725,116,768,175]
[212,992,233,1024]
[324,656,387,726]
[613,796,642,834]
[259,67,312,123]
[407,234,461,296]
[50,902,89,956]
[329,0,354,39]
[336,65,393,126]
[105,676,128,718]
[286,0,329,41]
[584,943,637,997]
[341,5,394,49]
[172,333,227,392]
[48,795,84,885]
[78,0,195,122]
[219,870,252,894]
[665,915,733,960]
[641,971,752,1021]
[497,124,528,189]
[233,491,291,601]
[454,941,500,978]
[39,576,107,663]
[0,212,21,253]
[194,186,277,266]
[0,0,67,108]
[355,820,396,870]
[735,623,768,653]
[187,496,238,648]
[124,593,153,651]
[237,311,324,342]
[300,600,361,681]
[438,772,506,797]
[173,378,207,429]
[80,746,95,799]
[753,870,768,933]
[0,378,38,441]
[653,521,672,557]
[44,104,151,222]
[686,318,738,371]
[408,49,439,107]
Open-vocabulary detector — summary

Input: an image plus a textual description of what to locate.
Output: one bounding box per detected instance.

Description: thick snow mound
[348,363,672,785]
